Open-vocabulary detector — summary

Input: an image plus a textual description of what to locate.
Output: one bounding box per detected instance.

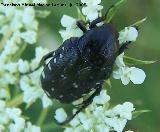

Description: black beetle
[25,6,132,125]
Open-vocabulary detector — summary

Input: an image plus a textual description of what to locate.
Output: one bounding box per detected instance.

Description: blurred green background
[28,0,160,131]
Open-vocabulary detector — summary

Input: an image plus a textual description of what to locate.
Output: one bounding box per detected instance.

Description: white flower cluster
[59,15,83,42]
[0,0,52,130]
[59,0,103,41]
[55,90,135,132]
[19,47,53,108]
[0,0,52,107]
[0,1,38,100]
[118,27,139,44]
[0,100,41,132]
[113,27,146,85]
[81,0,103,21]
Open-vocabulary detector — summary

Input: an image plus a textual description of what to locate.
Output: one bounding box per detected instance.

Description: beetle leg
[21,51,55,75]
[119,41,131,55]
[76,20,87,33]
[55,84,102,125]
[89,5,114,28]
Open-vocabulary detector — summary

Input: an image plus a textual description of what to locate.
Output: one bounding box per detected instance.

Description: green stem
[36,108,49,126]
[107,0,128,23]
[6,94,23,107]
[0,31,12,52]
[12,43,27,61]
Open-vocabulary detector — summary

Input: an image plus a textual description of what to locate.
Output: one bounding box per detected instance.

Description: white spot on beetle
[54,58,56,63]
[96,82,100,85]
[51,87,54,91]
[60,54,63,58]
[59,95,63,98]
[45,91,51,97]
[53,52,55,56]
[48,63,51,70]
[60,74,67,79]
[42,71,45,78]
[73,83,78,88]
[62,47,64,50]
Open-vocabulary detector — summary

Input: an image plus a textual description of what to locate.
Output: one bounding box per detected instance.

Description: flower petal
[60,15,76,28]
[127,27,138,42]
[115,52,125,67]
[54,108,67,123]
[130,67,146,84]
[121,75,130,85]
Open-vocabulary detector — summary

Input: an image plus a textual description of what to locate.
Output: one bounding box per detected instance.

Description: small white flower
[96,124,110,132]
[93,106,105,119]
[3,73,17,85]
[64,90,135,132]
[69,117,80,127]
[61,15,77,29]
[115,52,125,68]
[4,39,19,55]
[54,108,67,123]
[105,117,127,132]
[18,59,30,73]
[10,10,23,31]
[6,108,21,120]
[59,15,83,41]
[23,7,35,25]
[9,117,25,132]
[113,66,146,85]
[77,112,87,123]
[59,28,83,42]
[81,0,103,21]
[82,118,94,131]
[118,27,138,44]
[20,31,37,44]
[93,90,110,105]
[113,102,135,120]
[130,67,146,84]
[0,89,9,99]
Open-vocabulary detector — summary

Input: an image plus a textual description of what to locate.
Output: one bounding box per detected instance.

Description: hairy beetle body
[41,23,119,103]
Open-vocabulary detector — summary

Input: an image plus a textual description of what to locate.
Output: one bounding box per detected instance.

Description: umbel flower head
[55,90,135,132]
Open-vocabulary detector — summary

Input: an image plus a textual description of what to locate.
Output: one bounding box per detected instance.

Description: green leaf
[124,56,157,66]
[133,110,151,119]
[131,17,147,27]
[107,0,128,23]
[76,6,86,22]
[35,10,50,18]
